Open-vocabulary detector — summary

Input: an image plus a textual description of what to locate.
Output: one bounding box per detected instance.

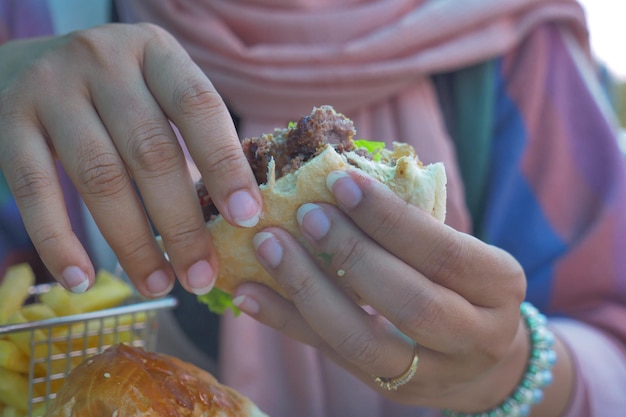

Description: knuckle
[137,22,169,37]
[468,331,511,374]
[116,232,158,264]
[138,22,177,47]
[480,337,510,367]
[202,141,248,181]
[369,205,405,241]
[0,94,24,125]
[30,224,67,250]
[395,290,441,334]
[172,78,223,119]
[332,236,368,274]
[0,82,26,120]
[335,330,382,367]
[158,219,207,248]
[64,28,117,68]
[126,121,182,175]
[75,148,129,198]
[64,23,156,69]
[425,234,469,282]
[282,272,320,306]
[1,58,56,113]
[9,162,54,204]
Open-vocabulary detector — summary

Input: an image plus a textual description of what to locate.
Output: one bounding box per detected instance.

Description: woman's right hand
[0,23,262,297]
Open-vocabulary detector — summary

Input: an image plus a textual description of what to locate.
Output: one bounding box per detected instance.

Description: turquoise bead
[443,302,555,417]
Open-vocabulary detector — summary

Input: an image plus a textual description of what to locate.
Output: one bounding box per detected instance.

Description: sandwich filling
[189,105,446,315]
[196,105,370,222]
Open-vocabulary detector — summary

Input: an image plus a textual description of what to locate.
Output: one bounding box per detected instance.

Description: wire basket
[0,283,177,417]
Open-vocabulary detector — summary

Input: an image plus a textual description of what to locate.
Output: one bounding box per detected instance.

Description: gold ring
[372,341,419,391]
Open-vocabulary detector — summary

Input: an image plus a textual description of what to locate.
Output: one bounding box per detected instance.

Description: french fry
[40,270,133,317]
[0,340,29,373]
[38,286,79,317]
[0,367,30,412]
[0,265,150,414]
[18,304,56,323]
[1,405,26,417]
[105,311,148,344]
[30,403,47,417]
[51,312,147,367]
[6,311,70,389]
[93,268,125,286]
[51,321,116,367]
[70,269,133,313]
[0,264,35,325]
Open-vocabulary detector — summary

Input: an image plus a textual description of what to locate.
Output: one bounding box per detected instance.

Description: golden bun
[44,344,268,417]
[208,109,447,298]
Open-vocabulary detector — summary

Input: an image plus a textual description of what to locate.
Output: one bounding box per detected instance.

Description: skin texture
[0,23,573,415]
[0,23,263,297]
[235,169,574,414]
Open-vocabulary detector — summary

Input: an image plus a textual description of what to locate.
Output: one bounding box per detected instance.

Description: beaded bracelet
[444,302,557,417]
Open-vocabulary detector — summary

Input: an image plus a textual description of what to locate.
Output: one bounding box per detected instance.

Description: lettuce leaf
[197,288,241,316]
[353,139,385,161]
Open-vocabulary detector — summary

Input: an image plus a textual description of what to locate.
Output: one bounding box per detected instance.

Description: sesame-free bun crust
[44,344,268,417]
[209,142,447,298]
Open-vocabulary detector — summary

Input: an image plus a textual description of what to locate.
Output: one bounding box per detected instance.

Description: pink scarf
[118,1,588,415]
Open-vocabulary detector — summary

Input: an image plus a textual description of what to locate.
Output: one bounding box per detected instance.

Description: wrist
[446,303,569,417]
[449,313,530,412]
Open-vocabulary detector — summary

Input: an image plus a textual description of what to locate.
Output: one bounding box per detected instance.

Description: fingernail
[62,266,89,294]
[187,260,215,295]
[228,190,261,227]
[297,203,330,241]
[253,232,283,268]
[326,171,363,209]
[232,294,260,315]
[146,269,173,296]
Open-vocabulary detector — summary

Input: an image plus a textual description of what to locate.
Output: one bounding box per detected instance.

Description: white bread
[44,344,268,417]
[208,139,447,298]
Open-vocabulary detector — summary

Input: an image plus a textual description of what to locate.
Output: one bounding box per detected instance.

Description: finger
[140,24,262,228]
[233,282,323,347]
[235,262,513,402]
[87,62,215,296]
[252,228,415,379]
[245,232,505,398]
[0,122,95,293]
[233,281,448,398]
[38,92,175,298]
[233,282,446,399]
[295,203,485,352]
[326,170,525,307]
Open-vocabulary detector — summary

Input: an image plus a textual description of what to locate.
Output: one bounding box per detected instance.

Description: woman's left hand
[233,169,528,411]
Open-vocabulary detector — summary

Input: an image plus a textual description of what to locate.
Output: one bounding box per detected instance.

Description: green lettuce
[197,288,241,316]
[353,139,385,161]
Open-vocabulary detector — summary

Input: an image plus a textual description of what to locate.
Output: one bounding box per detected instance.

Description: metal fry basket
[0,283,177,417]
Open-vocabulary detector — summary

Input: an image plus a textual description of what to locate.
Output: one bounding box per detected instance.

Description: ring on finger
[372,340,420,391]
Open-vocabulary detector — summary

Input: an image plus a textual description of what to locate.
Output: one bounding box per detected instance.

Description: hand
[0,23,262,297]
[233,169,530,411]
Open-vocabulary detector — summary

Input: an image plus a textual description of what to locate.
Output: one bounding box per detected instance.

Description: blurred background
[579,0,626,81]
[578,0,626,146]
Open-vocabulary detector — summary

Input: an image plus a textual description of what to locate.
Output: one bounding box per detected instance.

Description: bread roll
[44,344,268,417]
[209,136,447,298]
